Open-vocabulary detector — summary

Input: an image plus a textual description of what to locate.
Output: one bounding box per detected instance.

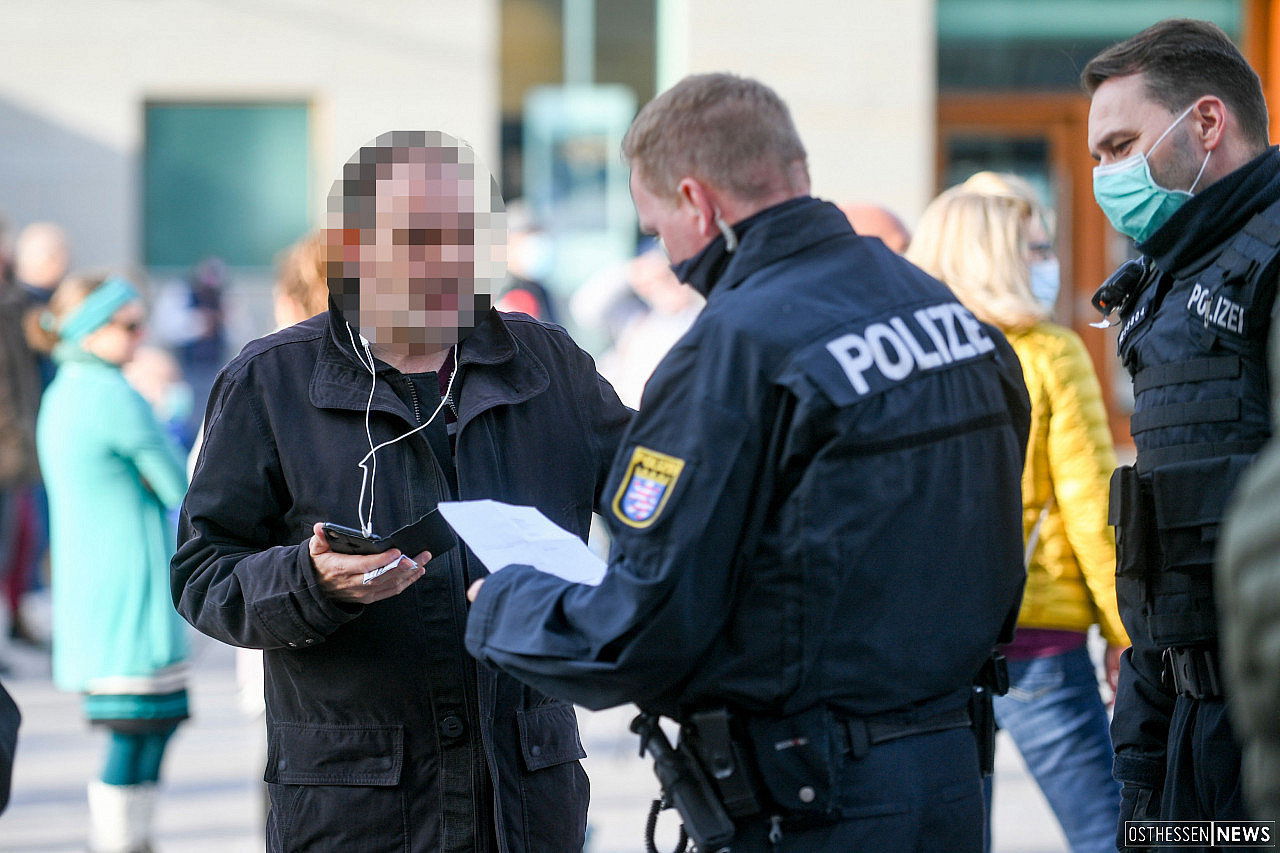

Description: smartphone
[322,508,456,560]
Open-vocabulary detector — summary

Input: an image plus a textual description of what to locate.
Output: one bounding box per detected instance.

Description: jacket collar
[1141,146,1280,276]
[677,196,851,299]
[448,308,550,431]
[309,307,549,430]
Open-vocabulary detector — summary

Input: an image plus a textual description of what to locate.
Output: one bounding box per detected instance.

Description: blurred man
[466,74,1029,851]
[1083,18,1279,846]
[597,247,703,407]
[0,219,41,661]
[837,202,911,254]
[494,201,559,322]
[13,222,68,306]
[14,222,68,393]
[173,131,630,852]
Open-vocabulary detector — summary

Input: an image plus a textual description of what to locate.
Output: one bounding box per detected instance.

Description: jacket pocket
[516,702,586,771]
[513,703,589,852]
[1110,465,1155,578]
[265,723,408,853]
[1002,660,1066,702]
[1151,456,1253,569]
[744,705,840,817]
[266,722,403,785]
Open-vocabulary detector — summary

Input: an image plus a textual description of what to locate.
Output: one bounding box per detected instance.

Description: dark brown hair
[1082,18,1269,150]
[622,73,808,200]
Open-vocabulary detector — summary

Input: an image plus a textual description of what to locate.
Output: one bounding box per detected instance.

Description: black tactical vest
[1113,199,1279,646]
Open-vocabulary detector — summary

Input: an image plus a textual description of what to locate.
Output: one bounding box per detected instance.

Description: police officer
[464,73,1028,851]
[1083,18,1280,847]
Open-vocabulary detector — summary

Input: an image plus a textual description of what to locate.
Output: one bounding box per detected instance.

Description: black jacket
[173,308,630,852]
[466,198,1028,722]
[1109,148,1280,797]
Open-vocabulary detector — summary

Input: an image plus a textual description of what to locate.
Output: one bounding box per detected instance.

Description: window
[144,102,311,269]
[938,0,1242,91]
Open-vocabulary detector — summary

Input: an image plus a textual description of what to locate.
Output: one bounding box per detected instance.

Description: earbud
[714,207,738,253]
[346,322,377,375]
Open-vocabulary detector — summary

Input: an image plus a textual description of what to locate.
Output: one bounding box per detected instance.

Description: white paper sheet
[437,499,607,586]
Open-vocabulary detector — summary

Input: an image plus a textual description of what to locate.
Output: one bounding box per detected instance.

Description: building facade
[2,0,1274,438]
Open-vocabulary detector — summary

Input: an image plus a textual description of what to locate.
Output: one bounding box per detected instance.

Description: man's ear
[676,177,718,239]
[1192,95,1228,151]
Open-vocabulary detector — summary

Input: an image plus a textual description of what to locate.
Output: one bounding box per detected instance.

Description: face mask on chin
[668,208,738,287]
[1092,103,1212,244]
[1029,258,1061,311]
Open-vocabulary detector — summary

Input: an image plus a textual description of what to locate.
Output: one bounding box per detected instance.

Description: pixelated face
[328,137,505,349]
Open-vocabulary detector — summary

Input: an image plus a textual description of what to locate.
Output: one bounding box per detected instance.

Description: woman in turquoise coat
[31,274,188,853]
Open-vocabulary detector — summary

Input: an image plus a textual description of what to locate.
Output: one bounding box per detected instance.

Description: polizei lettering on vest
[1187,282,1246,335]
[825,303,995,396]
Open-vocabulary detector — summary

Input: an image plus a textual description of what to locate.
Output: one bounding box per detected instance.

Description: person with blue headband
[28,273,188,853]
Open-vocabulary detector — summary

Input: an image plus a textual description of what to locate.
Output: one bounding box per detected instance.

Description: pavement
[0,609,1072,852]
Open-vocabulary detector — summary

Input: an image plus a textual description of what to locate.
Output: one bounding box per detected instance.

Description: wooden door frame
[934,4,1280,447]
[1245,0,1280,143]
[938,92,1128,444]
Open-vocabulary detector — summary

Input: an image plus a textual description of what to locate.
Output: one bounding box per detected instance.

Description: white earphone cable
[346,322,458,537]
[347,323,379,536]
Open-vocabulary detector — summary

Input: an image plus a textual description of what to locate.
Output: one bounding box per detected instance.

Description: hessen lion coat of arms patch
[611,446,685,529]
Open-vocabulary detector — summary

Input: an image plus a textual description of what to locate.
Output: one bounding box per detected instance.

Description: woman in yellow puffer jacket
[909,172,1129,853]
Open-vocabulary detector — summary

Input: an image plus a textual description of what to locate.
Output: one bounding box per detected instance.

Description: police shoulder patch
[612,446,686,529]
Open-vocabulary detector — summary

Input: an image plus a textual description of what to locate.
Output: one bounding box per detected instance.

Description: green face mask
[1092,104,1212,244]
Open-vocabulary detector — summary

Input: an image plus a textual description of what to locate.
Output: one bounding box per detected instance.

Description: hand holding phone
[322,508,456,559]
[321,509,458,585]
[309,523,424,605]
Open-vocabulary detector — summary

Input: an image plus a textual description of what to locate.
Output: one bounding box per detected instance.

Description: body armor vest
[1112,199,1280,646]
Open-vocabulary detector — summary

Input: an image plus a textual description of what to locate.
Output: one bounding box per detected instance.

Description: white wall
[658,0,936,226]
[0,0,498,271]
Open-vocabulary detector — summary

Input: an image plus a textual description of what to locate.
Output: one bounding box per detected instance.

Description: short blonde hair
[906,172,1050,332]
[622,73,808,200]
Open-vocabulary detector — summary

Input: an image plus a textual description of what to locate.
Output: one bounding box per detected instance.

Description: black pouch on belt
[683,709,765,819]
[969,687,996,777]
[970,653,1006,777]
[1109,465,1155,578]
[742,706,838,817]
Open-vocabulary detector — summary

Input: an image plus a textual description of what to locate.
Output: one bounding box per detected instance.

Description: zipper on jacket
[445,383,459,420]
[435,365,500,848]
[406,379,424,425]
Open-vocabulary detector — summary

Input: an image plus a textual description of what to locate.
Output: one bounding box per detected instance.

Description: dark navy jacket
[172,308,631,853]
[466,198,1028,722]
